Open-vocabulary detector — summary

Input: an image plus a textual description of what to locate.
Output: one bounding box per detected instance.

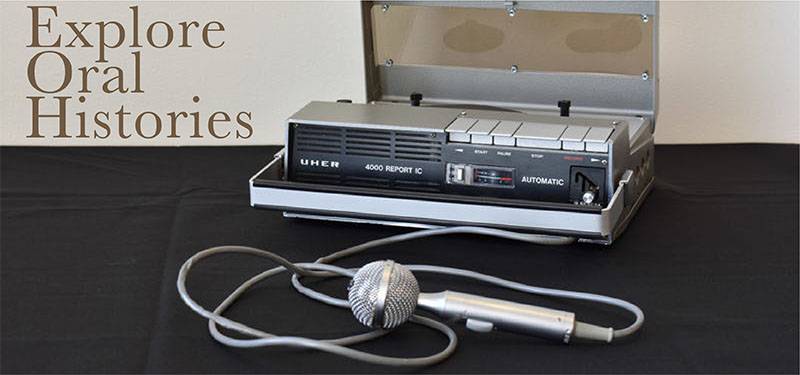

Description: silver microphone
[347,260,613,343]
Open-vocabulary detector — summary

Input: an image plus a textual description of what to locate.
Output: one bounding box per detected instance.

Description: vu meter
[447,164,515,188]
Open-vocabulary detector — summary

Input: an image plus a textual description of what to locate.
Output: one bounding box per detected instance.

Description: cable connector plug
[573,321,613,343]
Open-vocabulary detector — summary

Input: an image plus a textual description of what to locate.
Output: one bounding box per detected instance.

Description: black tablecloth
[1,144,798,373]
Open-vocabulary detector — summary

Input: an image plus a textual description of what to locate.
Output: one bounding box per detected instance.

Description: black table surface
[1,144,798,374]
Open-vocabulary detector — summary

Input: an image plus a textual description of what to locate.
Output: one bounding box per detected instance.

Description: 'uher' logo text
[300,158,340,168]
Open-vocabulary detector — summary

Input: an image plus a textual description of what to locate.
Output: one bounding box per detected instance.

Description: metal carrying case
[250,1,658,244]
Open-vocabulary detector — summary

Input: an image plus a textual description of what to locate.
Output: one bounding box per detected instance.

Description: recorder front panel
[288,122,612,207]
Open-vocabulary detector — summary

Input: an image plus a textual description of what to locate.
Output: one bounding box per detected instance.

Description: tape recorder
[249,2,657,244]
[249,99,654,244]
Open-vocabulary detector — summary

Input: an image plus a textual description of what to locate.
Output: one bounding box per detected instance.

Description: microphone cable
[177,226,644,366]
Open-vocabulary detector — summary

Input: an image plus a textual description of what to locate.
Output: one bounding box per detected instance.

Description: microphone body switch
[417,290,576,343]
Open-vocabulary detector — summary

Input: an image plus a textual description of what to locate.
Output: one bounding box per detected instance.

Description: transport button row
[445,117,615,152]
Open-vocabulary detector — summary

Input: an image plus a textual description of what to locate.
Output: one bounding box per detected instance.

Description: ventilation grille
[394,180,441,192]
[392,131,443,162]
[343,176,390,188]
[293,124,443,162]
[293,171,340,185]
[294,126,343,155]
[292,124,443,191]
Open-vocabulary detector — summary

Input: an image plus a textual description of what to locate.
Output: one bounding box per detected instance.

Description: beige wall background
[1,1,797,146]
[658,1,798,144]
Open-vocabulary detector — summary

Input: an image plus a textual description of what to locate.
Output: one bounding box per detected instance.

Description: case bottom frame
[249,150,652,245]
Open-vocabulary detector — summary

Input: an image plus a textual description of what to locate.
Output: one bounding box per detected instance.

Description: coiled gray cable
[177,226,644,366]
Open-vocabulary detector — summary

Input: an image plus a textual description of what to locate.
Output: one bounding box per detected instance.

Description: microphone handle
[417,291,576,343]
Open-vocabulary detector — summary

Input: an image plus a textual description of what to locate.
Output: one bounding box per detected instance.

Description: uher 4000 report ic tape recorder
[180,2,656,366]
[248,2,657,244]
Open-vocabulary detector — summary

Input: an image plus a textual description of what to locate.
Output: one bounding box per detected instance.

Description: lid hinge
[505,1,517,17]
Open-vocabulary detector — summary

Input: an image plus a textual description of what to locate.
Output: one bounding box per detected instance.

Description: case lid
[363,1,658,119]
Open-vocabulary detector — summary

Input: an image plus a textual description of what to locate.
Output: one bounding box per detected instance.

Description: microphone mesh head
[348,260,419,329]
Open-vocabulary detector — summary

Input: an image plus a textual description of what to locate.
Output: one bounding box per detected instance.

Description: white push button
[490,121,521,146]
[465,318,494,333]
[446,117,478,133]
[516,139,560,149]
[560,126,590,142]
[471,135,493,145]
[493,137,516,146]
[468,119,499,135]
[446,118,478,143]
[560,126,589,151]
[584,127,614,153]
[562,142,585,151]
[468,119,499,145]
[585,142,609,153]
[515,122,567,140]
[584,127,614,143]
[514,122,566,150]
[449,133,471,143]
[491,121,522,137]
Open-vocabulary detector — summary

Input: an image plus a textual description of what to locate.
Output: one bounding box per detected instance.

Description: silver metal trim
[248,152,285,207]
[250,167,634,238]
[282,212,441,230]
[251,160,649,244]
[373,1,656,15]
[379,65,656,117]
[252,186,613,235]
[282,175,651,245]
[373,261,394,328]
[287,101,461,133]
